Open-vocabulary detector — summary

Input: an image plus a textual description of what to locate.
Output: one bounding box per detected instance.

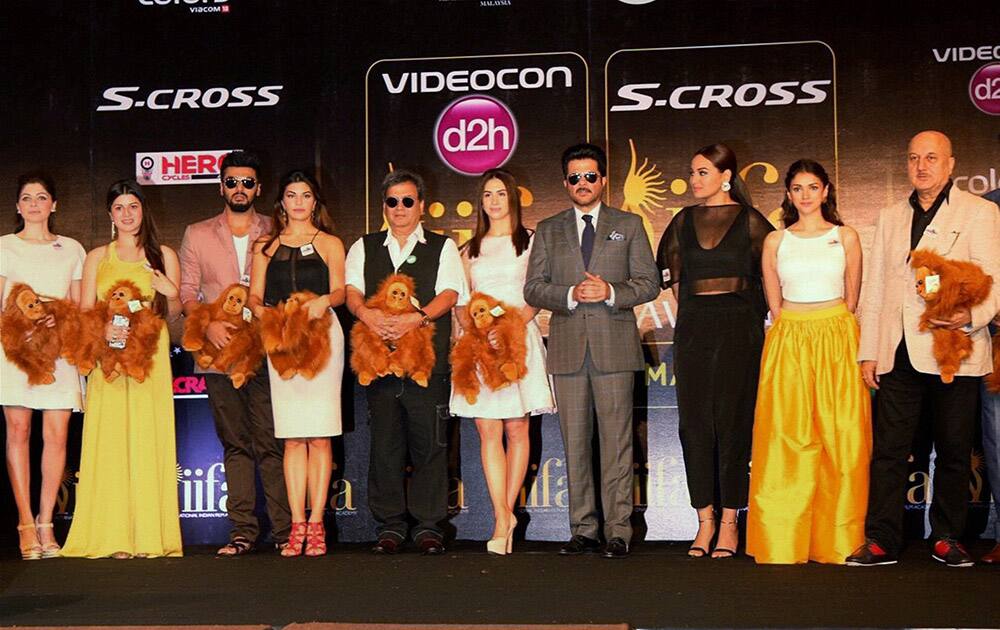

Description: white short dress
[449,234,555,420]
[0,234,86,410]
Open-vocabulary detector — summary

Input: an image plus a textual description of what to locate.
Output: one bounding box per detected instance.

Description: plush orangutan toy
[182,283,264,388]
[350,274,435,387]
[259,290,331,380]
[74,280,163,383]
[450,292,527,405]
[0,284,70,386]
[911,249,993,384]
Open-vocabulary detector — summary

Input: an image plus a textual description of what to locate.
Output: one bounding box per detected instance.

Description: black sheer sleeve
[746,207,776,279]
[656,209,685,289]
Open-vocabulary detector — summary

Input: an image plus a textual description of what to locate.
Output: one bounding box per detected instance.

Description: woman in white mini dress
[451,169,555,555]
[1,173,85,559]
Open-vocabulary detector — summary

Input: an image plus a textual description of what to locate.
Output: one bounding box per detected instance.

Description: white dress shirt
[345,223,468,301]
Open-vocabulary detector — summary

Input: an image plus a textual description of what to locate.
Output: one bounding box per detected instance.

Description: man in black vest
[345,170,467,555]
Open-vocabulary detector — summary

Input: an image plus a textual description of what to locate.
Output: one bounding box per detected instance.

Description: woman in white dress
[451,169,555,555]
[0,173,86,559]
[248,170,345,557]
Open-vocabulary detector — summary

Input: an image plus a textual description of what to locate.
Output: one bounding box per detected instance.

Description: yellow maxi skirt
[746,304,872,564]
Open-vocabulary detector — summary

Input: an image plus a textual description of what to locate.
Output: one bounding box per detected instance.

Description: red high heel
[305,521,327,557]
[281,522,307,557]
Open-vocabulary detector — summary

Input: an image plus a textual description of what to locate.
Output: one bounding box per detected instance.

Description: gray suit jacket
[524,205,660,374]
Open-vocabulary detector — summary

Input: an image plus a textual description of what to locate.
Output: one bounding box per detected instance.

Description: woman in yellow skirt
[746,160,872,564]
[61,180,183,559]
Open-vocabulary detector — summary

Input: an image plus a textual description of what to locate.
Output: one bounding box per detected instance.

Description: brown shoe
[981,542,1000,564]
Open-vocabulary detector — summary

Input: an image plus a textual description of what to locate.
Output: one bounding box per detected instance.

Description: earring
[721,181,732,192]
[111,221,117,240]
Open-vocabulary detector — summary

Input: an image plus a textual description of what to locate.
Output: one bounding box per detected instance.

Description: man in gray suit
[525,143,660,558]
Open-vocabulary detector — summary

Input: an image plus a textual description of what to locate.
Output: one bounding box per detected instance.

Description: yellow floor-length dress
[61,243,182,558]
[746,304,872,564]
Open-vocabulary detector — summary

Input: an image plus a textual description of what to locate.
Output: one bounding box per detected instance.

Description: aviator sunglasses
[224,176,257,189]
[566,171,599,185]
[384,196,417,208]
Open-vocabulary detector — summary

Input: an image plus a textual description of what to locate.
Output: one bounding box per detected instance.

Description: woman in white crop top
[746,159,873,564]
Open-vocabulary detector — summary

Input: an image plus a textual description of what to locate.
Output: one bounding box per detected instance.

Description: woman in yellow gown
[61,180,183,559]
[746,160,872,564]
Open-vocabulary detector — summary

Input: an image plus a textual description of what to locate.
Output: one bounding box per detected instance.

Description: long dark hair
[106,179,168,316]
[693,143,755,208]
[15,171,58,233]
[780,159,842,227]
[263,170,334,255]
[464,169,532,259]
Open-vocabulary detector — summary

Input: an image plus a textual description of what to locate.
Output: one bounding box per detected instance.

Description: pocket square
[607,231,626,241]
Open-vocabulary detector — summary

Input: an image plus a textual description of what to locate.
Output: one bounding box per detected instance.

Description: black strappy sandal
[688,516,715,558]
[712,519,739,559]
[216,536,254,557]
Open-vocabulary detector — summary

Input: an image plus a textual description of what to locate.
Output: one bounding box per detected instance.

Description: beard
[227,200,252,213]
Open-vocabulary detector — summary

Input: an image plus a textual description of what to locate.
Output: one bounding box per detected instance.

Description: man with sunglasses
[525,143,659,558]
[345,169,468,555]
[178,150,291,556]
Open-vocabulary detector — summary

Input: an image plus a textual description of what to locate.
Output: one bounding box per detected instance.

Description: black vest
[361,230,452,373]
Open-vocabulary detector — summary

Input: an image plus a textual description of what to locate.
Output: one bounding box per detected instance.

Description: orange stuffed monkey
[182,283,265,388]
[0,284,73,386]
[259,290,331,380]
[450,292,527,405]
[911,249,993,384]
[349,274,435,387]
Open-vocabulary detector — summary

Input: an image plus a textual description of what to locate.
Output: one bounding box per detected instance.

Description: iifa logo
[178,463,228,517]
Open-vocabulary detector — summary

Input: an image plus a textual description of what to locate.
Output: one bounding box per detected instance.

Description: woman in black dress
[656,143,773,558]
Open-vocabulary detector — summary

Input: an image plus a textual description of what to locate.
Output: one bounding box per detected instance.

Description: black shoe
[932,539,974,567]
[603,537,629,558]
[417,536,445,556]
[559,535,601,555]
[845,540,897,566]
[371,536,402,555]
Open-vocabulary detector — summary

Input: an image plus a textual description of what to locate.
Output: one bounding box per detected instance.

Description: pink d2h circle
[969,62,1000,115]
[434,95,518,175]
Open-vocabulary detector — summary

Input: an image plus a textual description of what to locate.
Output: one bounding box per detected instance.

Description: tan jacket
[178,210,271,305]
[858,187,1000,376]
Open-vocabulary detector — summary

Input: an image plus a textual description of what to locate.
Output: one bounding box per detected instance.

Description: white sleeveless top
[775,226,845,302]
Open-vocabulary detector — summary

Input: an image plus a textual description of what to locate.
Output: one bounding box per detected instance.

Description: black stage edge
[1,541,998,629]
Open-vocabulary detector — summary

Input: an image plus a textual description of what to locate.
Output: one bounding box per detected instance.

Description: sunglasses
[384,196,416,208]
[223,177,257,190]
[567,172,599,185]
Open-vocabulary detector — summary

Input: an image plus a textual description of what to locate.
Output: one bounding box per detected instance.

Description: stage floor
[1,541,997,629]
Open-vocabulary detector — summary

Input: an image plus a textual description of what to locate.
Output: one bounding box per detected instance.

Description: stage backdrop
[0,0,997,548]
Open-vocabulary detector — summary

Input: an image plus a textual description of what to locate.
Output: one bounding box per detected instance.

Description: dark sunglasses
[384,196,416,208]
[223,177,257,189]
[567,171,599,185]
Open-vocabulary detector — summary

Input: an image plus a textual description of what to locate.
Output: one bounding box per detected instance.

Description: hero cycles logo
[137,150,233,185]
[96,85,282,111]
[932,44,1000,116]
[610,79,831,111]
[380,65,573,176]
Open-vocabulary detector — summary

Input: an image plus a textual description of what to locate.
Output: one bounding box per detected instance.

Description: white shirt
[567,203,615,309]
[345,223,468,301]
[232,234,250,277]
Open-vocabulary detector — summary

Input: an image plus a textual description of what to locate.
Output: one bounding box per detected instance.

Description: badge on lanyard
[240,273,250,287]
[300,243,315,256]
[242,307,253,322]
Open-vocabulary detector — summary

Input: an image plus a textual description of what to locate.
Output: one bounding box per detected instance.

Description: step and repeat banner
[1,0,997,547]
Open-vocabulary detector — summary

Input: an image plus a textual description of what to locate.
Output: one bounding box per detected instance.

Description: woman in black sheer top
[248,170,346,557]
[656,144,773,558]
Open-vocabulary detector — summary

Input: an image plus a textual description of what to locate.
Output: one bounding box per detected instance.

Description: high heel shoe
[281,522,307,557]
[304,521,327,557]
[486,513,516,556]
[688,516,715,558]
[16,524,42,560]
[712,519,739,559]
[34,517,61,558]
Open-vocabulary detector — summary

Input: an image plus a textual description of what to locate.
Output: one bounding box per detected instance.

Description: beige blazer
[858,187,1000,376]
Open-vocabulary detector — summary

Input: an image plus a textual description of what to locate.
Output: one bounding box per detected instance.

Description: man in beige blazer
[178,151,290,555]
[848,131,1000,567]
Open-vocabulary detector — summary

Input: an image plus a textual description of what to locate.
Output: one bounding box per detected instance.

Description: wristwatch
[417,308,431,328]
